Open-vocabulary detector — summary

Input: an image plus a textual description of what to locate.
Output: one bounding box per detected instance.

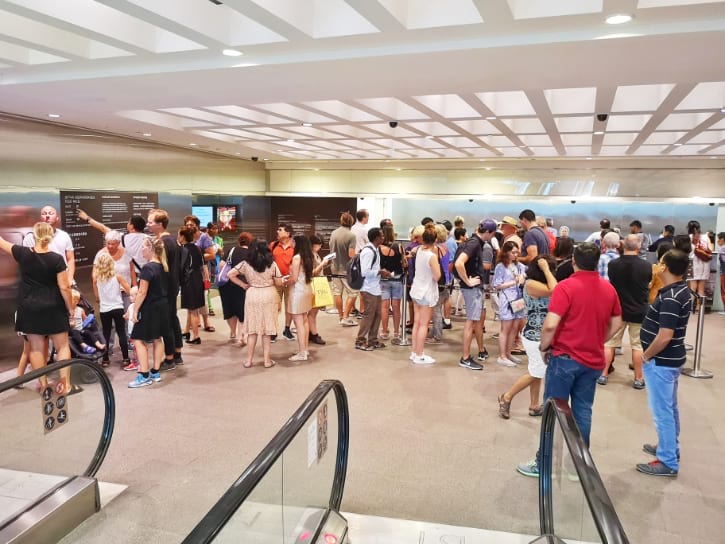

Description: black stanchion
[396,273,412,347]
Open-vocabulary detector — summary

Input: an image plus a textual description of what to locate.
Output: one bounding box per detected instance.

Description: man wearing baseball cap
[454,219,497,371]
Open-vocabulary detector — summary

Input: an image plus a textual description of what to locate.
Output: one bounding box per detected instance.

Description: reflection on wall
[392,199,718,242]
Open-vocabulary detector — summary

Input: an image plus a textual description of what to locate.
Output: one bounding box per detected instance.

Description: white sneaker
[509,354,522,364]
[409,352,415,361]
[288,351,308,362]
[496,357,517,368]
[339,318,358,327]
[412,354,436,365]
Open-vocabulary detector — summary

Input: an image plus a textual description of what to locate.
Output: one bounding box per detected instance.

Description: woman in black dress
[221,231,253,343]
[0,222,73,391]
[178,227,205,345]
[128,237,170,388]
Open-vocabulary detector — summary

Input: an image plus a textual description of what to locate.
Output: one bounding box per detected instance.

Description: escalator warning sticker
[41,384,69,435]
[307,401,328,467]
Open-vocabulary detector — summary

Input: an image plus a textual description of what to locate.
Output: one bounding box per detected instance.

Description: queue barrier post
[396,273,412,347]
[681,291,713,379]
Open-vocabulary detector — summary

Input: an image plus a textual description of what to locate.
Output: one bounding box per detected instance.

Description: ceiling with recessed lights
[0,0,724,164]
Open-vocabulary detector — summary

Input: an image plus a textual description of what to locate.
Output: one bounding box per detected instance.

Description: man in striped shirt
[637,249,692,477]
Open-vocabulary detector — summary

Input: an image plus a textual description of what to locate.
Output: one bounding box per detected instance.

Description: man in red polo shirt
[271,224,295,341]
[517,242,622,477]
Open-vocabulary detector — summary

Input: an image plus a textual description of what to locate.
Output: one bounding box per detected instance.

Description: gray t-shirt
[329,226,356,275]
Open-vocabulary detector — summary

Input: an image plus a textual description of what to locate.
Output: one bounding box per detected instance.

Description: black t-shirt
[555,258,574,282]
[458,237,483,288]
[139,261,168,306]
[608,255,652,323]
[12,245,66,309]
[161,234,181,298]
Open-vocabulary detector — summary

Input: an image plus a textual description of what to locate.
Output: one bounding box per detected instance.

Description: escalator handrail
[0,358,116,478]
[538,397,629,544]
[182,379,350,544]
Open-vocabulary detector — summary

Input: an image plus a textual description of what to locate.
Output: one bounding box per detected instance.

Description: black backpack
[347,246,377,290]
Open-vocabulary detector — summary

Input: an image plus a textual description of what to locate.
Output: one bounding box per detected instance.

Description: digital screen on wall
[192,206,214,227]
[218,206,237,232]
[60,190,158,268]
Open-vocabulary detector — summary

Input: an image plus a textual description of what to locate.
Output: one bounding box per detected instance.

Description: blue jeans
[642,360,681,470]
[543,354,601,446]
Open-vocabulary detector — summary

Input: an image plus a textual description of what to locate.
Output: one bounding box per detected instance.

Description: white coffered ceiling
[0,0,724,164]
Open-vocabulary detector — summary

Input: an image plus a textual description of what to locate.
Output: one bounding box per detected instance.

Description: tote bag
[311,276,333,308]
[216,248,235,287]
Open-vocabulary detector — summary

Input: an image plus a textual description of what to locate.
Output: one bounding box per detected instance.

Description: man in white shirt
[23,205,75,283]
[351,209,370,252]
[585,218,611,245]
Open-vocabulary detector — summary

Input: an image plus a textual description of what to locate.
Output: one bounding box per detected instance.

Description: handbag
[311,276,333,308]
[694,245,712,262]
[216,248,235,286]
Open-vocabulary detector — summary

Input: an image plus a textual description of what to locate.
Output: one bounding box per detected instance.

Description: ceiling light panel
[298,140,353,150]
[644,131,688,144]
[598,146,630,155]
[676,81,725,110]
[476,91,536,116]
[498,147,527,157]
[506,0,603,20]
[554,116,594,132]
[565,146,592,156]
[404,121,458,136]
[688,131,724,144]
[116,110,210,129]
[486,135,518,147]
[602,132,638,145]
[710,118,725,130]
[519,134,553,146]
[301,100,381,122]
[323,125,388,138]
[205,106,291,124]
[244,127,316,140]
[189,130,237,143]
[605,114,652,131]
[4,0,204,53]
[363,123,418,137]
[378,0,483,30]
[402,137,448,148]
[123,0,285,46]
[212,128,277,140]
[501,117,546,133]
[637,0,723,7]
[528,147,559,157]
[355,97,428,120]
[657,112,716,130]
[0,40,69,65]
[437,136,479,147]
[452,120,501,135]
[413,94,481,118]
[465,148,499,157]
[368,138,415,149]
[248,0,378,39]
[560,133,593,146]
[633,145,668,155]
[253,103,336,123]
[0,9,133,60]
[669,144,707,155]
[544,88,596,115]
[335,140,387,150]
[285,126,345,139]
[611,84,675,112]
[435,148,469,158]
[159,108,253,126]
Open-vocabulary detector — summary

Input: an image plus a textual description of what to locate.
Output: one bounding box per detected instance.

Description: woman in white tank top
[409,224,442,365]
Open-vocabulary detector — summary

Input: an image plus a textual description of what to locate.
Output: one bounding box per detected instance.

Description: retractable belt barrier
[682,291,713,379]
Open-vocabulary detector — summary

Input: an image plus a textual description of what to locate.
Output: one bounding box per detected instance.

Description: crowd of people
[5,203,723,479]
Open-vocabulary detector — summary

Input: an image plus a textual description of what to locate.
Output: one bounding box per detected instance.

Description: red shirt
[271,241,294,275]
[549,270,621,370]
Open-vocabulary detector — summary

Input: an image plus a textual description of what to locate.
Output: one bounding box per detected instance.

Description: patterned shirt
[640,280,691,368]
[597,250,619,280]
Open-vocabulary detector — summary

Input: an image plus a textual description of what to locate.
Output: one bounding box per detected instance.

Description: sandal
[498,394,511,419]
[528,406,543,417]
[263,360,276,368]
[243,361,253,368]
[204,326,216,332]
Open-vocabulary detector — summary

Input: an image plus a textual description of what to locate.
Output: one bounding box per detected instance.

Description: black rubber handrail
[182,379,350,544]
[0,358,116,477]
[538,398,629,544]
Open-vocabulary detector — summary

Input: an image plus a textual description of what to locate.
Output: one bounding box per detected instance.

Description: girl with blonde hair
[94,253,131,367]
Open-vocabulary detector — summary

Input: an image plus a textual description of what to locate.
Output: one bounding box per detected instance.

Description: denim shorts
[380,280,403,301]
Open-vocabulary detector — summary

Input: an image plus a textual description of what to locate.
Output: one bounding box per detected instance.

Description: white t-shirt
[121,232,148,268]
[23,228,74,264]
[351,222,369,252]
[94,249,133,286]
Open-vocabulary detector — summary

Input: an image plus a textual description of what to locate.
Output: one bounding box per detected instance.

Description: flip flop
[204,326,216,332]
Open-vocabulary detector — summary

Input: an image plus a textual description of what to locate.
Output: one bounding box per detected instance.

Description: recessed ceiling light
[286,139,295,143]
[425,135,434,140]
[302,122,312,127]
[234,152,240,155]
[721,108,725,113]
[593,131,604,135]
[485,167,492,171]
[143,133,152,137]
[586,157,593,160]
[263,158,268,161]
[48,113,61,118]
[222,49,243,57]
[673,143,682,146]
[605,14,632,25]
[485,116,496,120]
[189,143,197,146]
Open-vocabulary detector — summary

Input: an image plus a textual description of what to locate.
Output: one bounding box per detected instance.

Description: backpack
[347,246,377,290]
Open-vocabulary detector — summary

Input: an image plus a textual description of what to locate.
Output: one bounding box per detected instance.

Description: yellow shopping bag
[311,276,333,308]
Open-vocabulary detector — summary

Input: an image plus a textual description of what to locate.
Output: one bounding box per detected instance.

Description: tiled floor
[2,300,724,543]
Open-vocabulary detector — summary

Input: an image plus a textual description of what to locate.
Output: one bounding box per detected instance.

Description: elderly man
[597,231,621,280]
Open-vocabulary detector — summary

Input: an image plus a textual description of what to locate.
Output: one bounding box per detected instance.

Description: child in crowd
[69,289,106,354]
[123,286,140,371]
